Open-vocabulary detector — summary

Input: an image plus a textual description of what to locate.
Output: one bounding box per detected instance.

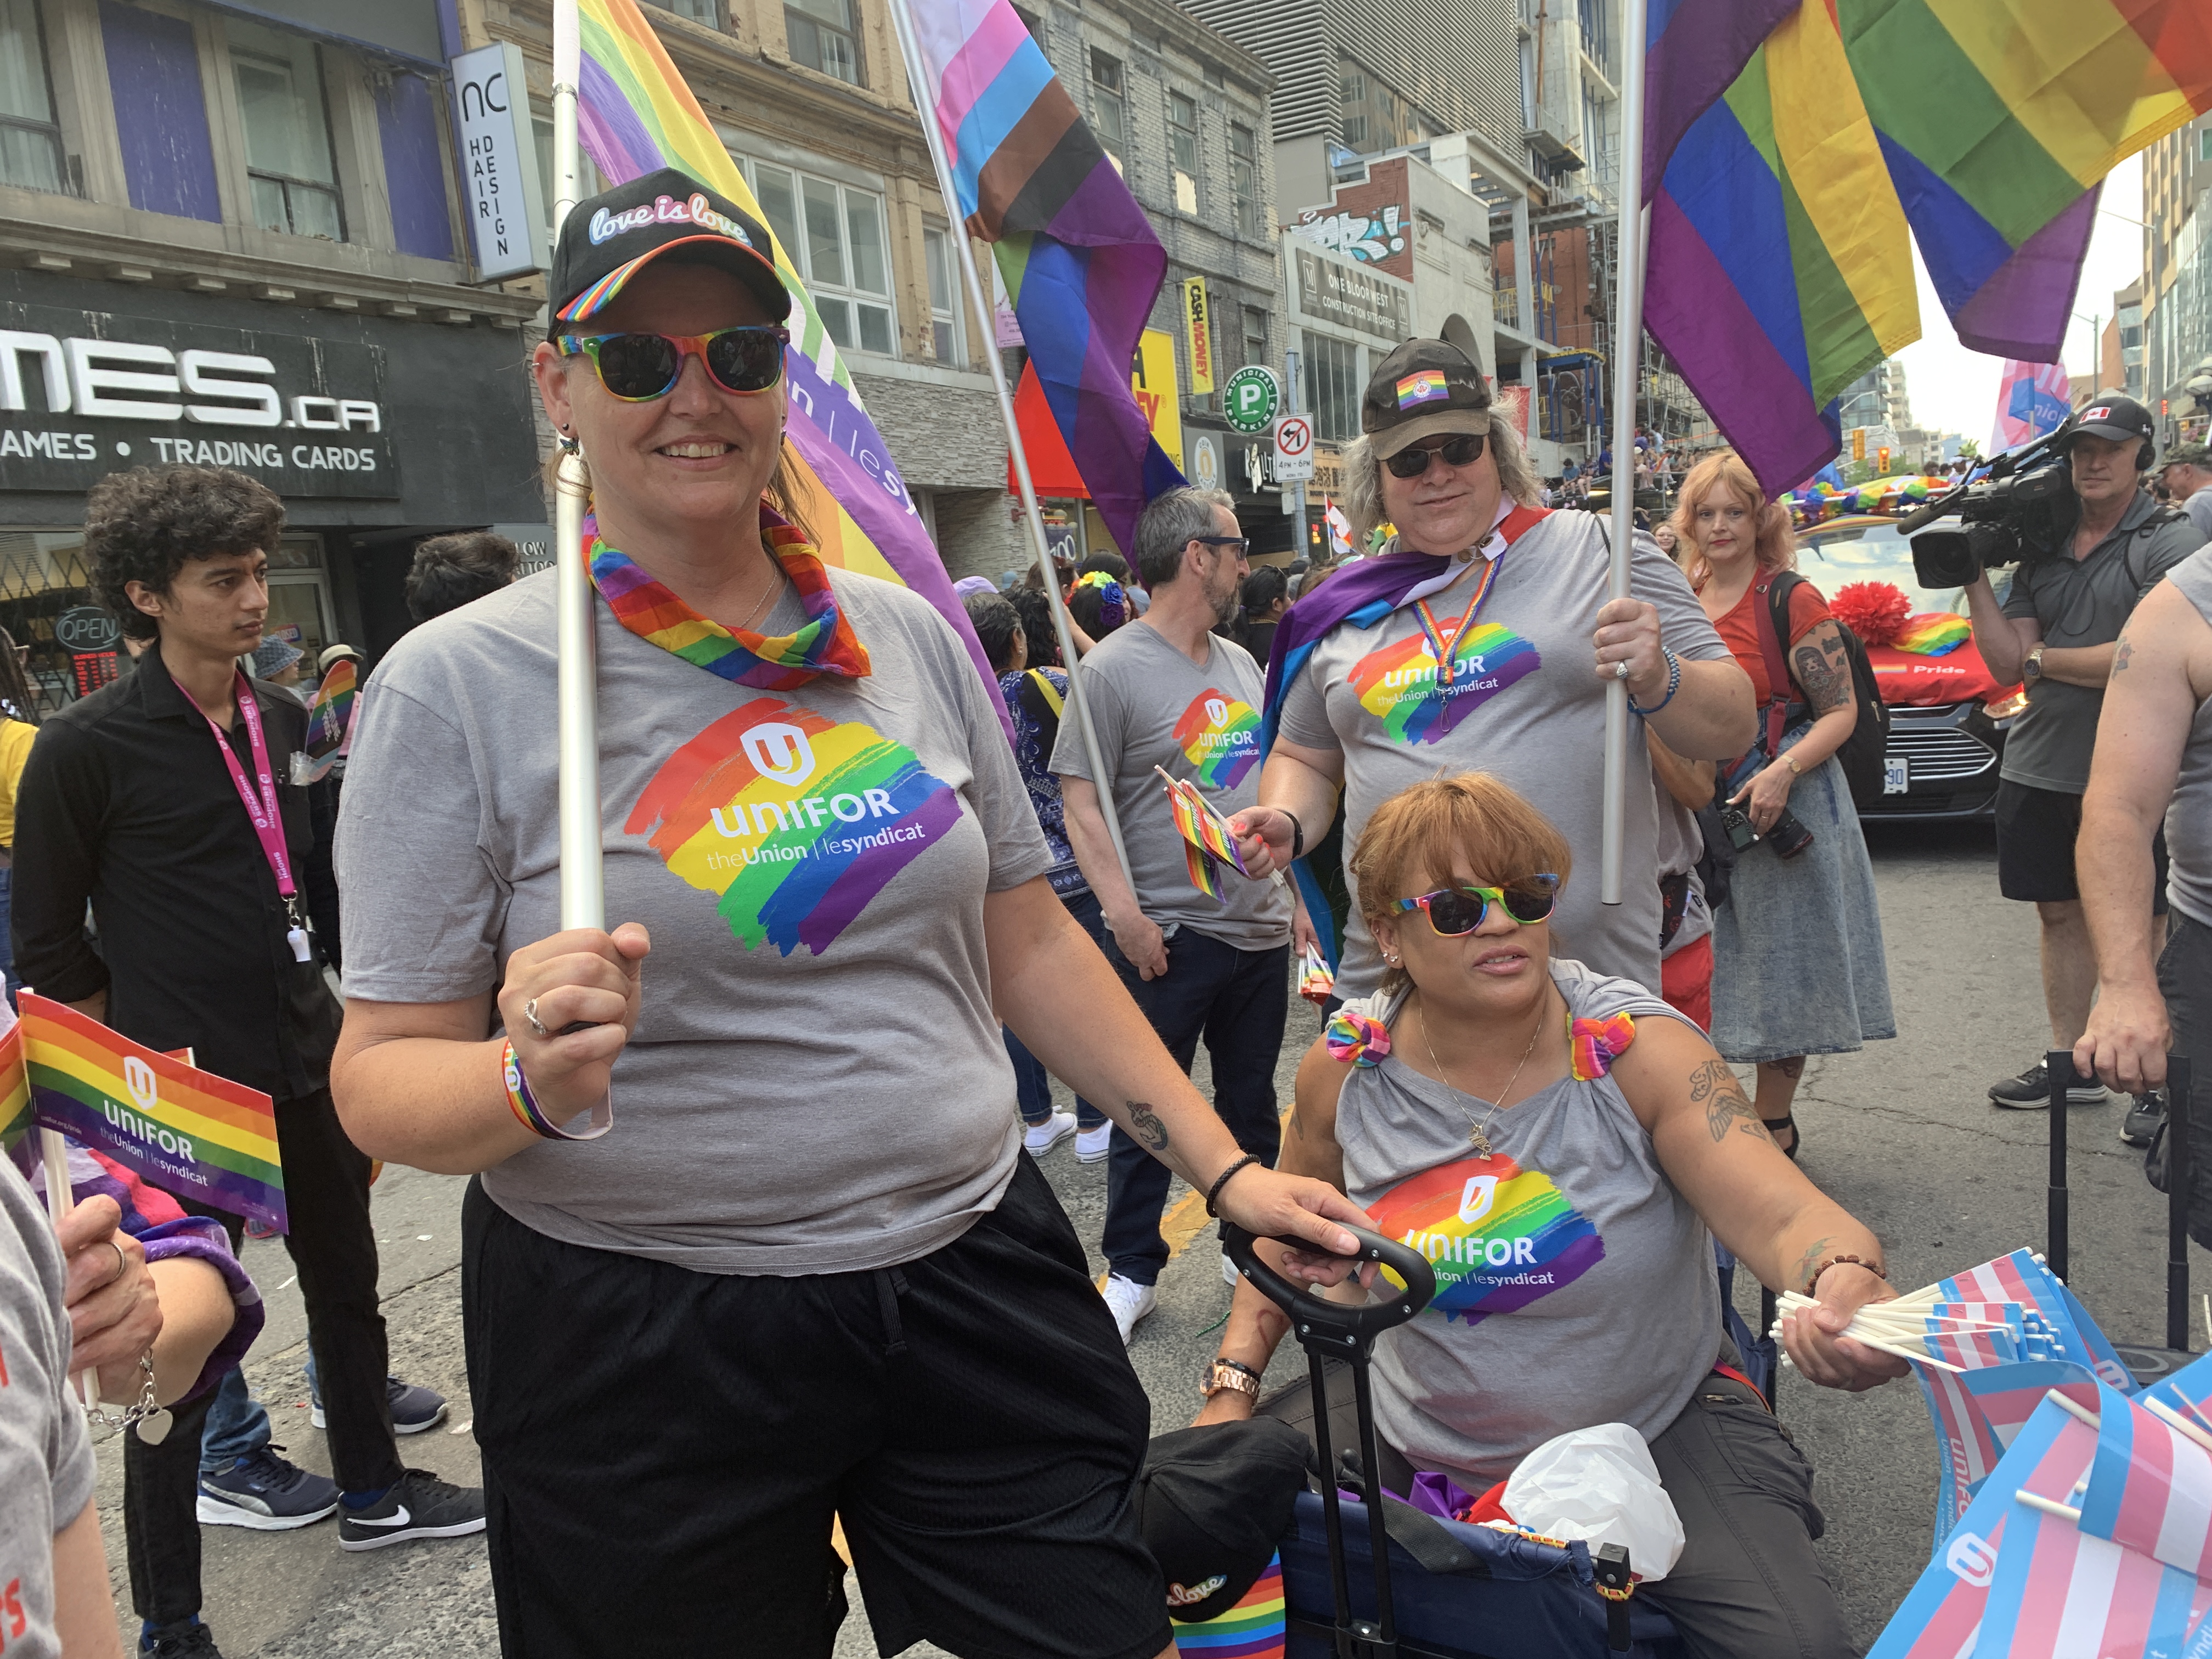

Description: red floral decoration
[1830,580,1911,647]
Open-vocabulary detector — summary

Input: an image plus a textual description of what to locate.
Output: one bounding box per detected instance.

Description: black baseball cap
[2063,394,2155,452]
[1361,338,1492,459]
[1136,1419,1311,1623]
[549,167,789,336]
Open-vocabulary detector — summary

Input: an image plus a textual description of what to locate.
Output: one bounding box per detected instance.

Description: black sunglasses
[1385,433,1487,479]
[555,326,790,401]
[1394,875,1560,936]
[1195,534,1250,557]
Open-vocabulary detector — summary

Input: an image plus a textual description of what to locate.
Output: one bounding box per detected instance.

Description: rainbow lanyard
[585,510,870,690]
[1411,554,1504,687]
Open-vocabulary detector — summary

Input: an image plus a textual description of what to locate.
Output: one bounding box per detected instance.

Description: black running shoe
[141,1621,224,1658]
[336,1469,487,1551]
[2122,1091,2166,1148]
[1989,1060,2108,1110]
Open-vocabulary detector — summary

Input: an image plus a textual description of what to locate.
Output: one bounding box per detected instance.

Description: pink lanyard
[176,669,311,960]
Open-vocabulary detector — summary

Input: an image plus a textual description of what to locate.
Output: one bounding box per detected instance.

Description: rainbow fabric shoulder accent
[1569,1012,1635,1081]
[588,510,870,689]
[1325,1008,1391,1068]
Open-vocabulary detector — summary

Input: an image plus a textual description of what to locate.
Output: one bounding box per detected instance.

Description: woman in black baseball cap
[328,168,1370,1657]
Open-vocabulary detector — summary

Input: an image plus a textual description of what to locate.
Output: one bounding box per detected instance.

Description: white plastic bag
[1499,1422,1686,1582]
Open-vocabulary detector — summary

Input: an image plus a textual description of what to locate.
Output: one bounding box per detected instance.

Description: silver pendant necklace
[1417,990,1550,1159]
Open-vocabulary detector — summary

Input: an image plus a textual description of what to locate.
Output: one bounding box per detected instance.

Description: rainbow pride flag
[303,656,355,782]
[1643,0,2212,495]
[573,0,1006,727]
[1160,771,1247,905]
[907,0,1184,555]
[0,1024,27,1150]
[1170,1554,1285,1658]
[1895,613,1968,657]
[16,994,284,1234]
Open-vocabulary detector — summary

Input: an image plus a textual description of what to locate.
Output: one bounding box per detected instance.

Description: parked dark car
[1795,516,2025,822]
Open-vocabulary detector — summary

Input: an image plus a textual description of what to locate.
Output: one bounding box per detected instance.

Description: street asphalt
[90,817,2212,1657]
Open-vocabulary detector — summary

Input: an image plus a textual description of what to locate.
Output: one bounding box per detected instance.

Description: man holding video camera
[1960,396,2205,1129]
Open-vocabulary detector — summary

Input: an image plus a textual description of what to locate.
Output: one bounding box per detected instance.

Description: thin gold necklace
[732,563,783,634]
[1417,990,1549,1159]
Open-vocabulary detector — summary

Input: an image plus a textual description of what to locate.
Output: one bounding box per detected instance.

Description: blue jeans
[0,865,19,1007]
[1098,927,1288,1285]
[198,1368,270,1476]
[1006,889,1108,1130]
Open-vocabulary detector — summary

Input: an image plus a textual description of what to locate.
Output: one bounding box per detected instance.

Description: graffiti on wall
[1294,204,1407,264]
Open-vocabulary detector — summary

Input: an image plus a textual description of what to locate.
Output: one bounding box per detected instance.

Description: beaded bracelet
[501,1039,615,1142]
[1627,647,1681,716]
[1804,1253,1887,1299]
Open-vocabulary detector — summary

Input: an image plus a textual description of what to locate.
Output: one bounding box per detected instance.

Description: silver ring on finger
[1613,658,1630,680]
[109,1239,128,1284]
[523,998,549,1040]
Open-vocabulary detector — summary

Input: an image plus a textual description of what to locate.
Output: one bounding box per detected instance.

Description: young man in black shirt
[13,467,481,1655]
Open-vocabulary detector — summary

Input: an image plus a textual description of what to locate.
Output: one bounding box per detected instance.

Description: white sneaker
[1102,1273,1158,1344]
[1075,1124,1114,1163]
[1223,1253,1240,1287]
[1024,1110,1077,1155]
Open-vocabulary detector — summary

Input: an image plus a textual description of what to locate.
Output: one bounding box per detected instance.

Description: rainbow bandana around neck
[585,507,870,689]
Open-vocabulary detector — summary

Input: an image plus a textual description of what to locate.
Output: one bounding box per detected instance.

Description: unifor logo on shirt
[628,700,961,956]
[1347,623,1541,746]
[1365,1153,1603,1325]
[1171,688,1261,788]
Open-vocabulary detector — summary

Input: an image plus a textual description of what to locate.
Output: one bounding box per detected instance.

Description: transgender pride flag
[1991,359,2075,454]
[906,0,1184,555]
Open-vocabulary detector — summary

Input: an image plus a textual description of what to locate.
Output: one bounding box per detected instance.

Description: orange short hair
[1349,773,1573,938]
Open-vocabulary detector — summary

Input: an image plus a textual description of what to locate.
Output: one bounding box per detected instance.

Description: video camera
[1901,428,2079,589]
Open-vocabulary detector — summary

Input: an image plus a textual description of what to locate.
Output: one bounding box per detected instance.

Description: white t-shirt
[337,565,1053,1274]
[1276,511,1731,997]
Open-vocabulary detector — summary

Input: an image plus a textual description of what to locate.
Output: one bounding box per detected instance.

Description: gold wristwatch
[2024,644,2046,682]
[1200,1358,1262,1401]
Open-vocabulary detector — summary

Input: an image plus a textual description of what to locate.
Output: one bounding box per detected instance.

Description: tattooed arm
[1613,1014,1905,1392]
[986,876,1372,1273]
[1728,617,1858,833]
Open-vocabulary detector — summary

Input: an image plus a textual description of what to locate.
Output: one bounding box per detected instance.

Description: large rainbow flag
[906,0,1184,556]
[12,994,285,1234]
[1643,0,2212,496]
[573,0,1007,726]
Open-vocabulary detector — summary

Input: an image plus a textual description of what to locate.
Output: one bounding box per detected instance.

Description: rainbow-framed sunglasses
[554,325,789,402]
[1395,874,1560,936]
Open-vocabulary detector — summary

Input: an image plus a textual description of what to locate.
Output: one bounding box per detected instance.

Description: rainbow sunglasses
[1396,874,1560,936]
[554,325,790,402]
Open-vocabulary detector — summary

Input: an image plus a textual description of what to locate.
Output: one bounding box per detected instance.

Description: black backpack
[1757,571,1891,809]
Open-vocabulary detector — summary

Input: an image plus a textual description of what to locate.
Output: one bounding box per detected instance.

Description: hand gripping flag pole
[1599,0,1649,909]
[552,0,603,932]
[884,0,1133,890]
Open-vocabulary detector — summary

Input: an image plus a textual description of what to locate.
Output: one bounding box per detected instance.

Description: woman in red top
[1672,452,1894,1156]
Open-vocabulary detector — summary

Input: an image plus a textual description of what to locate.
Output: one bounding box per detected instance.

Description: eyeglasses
[555,326,791,402]
[1195,535,1250,557]
[1385,433,1487,479]
[1395,875,1560,936]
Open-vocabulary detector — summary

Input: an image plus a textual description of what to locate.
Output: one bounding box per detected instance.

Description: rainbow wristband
[500,1039,614,1142]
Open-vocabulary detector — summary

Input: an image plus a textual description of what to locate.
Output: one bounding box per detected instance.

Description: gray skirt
[1709,735,1897,1063]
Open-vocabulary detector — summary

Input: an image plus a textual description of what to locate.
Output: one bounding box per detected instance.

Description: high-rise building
[2142,113,2212,443]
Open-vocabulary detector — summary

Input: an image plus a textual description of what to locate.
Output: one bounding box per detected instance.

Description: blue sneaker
[195,1445,340,1530]
[311,1374,448,1435]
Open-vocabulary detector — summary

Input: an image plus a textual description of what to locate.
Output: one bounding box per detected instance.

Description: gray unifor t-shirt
[0,1157,95,1659]
[1276,512,1731,1000]
[1334,961,1719,1485]
[337,566,1053,1275]
[2164,548,2212,930]
[1051,620,1291,951]
[2000,490,2204,793]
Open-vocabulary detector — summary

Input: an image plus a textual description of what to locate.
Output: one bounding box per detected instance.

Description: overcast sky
[1891,156,2144,448]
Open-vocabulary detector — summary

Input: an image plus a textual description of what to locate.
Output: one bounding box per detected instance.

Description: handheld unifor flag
[8,994,285,1238]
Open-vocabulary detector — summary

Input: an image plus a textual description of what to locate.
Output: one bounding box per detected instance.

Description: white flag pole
[884,0,1135,891]
[1600,0,1651,908]
[551,0,602,930]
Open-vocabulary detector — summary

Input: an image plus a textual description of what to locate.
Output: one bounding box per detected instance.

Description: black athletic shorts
[1995,778,2168,910]
[461,1156,1172,1659]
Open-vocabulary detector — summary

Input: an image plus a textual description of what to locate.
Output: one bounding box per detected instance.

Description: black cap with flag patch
[1360,338,1493,460]
[550,167,789,336]
[2061,393,2157,471]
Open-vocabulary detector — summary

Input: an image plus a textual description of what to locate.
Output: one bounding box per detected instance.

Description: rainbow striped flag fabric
[14,994,285,1234]
[573,0,1006,728]
[1161,771,1247,904]
[907,0,1185,556]
[1643,0,2212,495]
[0,1024,28,1151]
[1170,1554,1285,1658]
[302,656,356,782]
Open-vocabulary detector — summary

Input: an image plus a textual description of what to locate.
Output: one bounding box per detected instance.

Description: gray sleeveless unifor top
[2165,549,2212,932]
[1334,960,1720,1485]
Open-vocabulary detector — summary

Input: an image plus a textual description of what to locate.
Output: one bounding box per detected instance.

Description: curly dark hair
[405,531,521,623]
[1006,586,1060,668]
[84,467,285,642]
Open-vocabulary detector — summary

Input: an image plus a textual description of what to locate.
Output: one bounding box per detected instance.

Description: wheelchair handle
[1221,1220,1437,1353]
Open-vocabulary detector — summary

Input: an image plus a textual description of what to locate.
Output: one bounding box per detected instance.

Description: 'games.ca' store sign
[0,301,400,499]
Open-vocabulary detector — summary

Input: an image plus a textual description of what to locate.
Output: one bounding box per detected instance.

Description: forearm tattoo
[1791,1235,1838,1296]
[1126,1102,1170,1153]
[1793,627,1852,716]
[1688,1059,1773,1145]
